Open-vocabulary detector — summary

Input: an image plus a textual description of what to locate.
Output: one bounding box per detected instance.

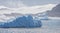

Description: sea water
[0,17,60,33]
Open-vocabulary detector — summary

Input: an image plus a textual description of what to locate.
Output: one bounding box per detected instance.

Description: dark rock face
[47,4,60,17]
[0,15,42,28]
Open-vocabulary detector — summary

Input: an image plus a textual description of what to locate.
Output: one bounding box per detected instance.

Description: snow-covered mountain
[47,4,60,17]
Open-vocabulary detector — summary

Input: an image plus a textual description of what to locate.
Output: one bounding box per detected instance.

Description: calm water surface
[0,18,60,33]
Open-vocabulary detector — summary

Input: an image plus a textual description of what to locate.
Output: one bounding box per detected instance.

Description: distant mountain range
[3,4,60,17]
[47,4,60,17]
[0,4,59,22]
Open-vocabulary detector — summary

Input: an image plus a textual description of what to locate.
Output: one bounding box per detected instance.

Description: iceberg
[0,15,42,28]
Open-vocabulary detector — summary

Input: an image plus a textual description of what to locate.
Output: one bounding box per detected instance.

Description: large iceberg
[0,15,42,28]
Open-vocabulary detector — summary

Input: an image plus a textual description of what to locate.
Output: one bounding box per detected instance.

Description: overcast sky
[0,0,59,8]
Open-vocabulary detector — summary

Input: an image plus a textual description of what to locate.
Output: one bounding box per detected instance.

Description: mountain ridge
[47,4,60,17]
